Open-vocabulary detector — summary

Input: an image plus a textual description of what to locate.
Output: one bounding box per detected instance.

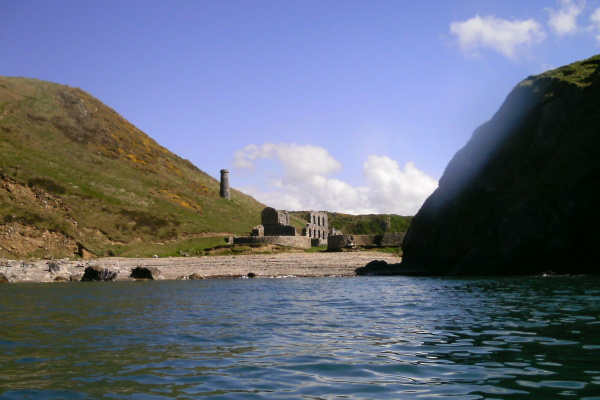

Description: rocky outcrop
[81,265,118,281]
[356,260,427,276]
[130,266,162,280]
[398,55,600,276]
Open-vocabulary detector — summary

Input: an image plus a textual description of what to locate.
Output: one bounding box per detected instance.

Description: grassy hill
[289,211,412,235]
[0,76,265,259]
[328,213,412,235]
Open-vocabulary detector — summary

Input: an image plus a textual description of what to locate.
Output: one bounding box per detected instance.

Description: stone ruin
[230,207,340,248]
[327,232,405,252]
[256,208,297,236]
[228,207,403,251]
[303,211,337,246]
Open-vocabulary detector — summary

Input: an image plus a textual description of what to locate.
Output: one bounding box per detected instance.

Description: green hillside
[0,76,265,259]
[289,211,412,235]
[328,213,412,235]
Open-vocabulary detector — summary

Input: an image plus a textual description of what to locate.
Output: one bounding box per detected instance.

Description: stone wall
[379,232,405,246]
[231,236,312,249]
[327,233,405,251]
[264,225,297,236]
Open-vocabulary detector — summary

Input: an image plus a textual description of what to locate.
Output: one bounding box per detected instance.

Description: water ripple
[0,276,599,399]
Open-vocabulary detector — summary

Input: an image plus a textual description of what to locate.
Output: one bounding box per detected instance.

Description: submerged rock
[398,55,600,276]
[356,260,428,276]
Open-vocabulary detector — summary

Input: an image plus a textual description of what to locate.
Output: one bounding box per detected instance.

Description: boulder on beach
[81,265,118,281]
[130,266,161,280]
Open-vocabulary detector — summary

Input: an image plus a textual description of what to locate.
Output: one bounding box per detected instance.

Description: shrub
[28,177,67,195]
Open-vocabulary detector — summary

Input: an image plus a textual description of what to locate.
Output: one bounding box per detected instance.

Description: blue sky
[1,0,598,214]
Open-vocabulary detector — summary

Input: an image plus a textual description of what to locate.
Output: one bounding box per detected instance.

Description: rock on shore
[0,252,401,283]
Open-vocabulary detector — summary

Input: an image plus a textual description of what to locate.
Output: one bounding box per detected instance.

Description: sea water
[0,276,599,399]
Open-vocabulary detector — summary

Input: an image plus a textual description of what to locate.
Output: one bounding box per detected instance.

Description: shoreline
[0,252,401,283]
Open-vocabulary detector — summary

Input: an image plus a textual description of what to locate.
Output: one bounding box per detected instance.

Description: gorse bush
[0,76,265,258]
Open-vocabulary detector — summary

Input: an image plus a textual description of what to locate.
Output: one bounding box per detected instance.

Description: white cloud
[547,0,585,36]
[363,157,439,215]
[590,7,600,43]
[450,15,546,59]
[234,143,342,180]
[233,143,438,215]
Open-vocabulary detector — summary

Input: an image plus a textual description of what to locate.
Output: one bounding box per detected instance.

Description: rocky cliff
[398,55,600,276]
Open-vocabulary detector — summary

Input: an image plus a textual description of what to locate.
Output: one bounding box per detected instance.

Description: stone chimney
[220,169,230,200]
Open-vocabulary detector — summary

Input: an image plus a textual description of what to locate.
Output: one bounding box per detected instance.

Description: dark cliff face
[401,55,600,276]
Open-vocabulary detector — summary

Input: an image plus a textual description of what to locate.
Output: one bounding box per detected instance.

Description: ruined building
[230,208,339,249]
[256,208,297,236]
[228,206,402,251]
[303,211,329,246]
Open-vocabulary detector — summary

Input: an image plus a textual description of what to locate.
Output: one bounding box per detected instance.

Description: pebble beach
[0,252,401,283]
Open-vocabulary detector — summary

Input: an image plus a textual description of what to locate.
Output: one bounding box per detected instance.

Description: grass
[0,76,265,259]
[288,211,412,235]
[0,75,414,259]
[108,236,229,258]
[327,213,412,235]
[521,54,600,89]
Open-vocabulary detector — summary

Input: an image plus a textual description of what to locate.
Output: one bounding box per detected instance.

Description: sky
[1,0,598,215]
